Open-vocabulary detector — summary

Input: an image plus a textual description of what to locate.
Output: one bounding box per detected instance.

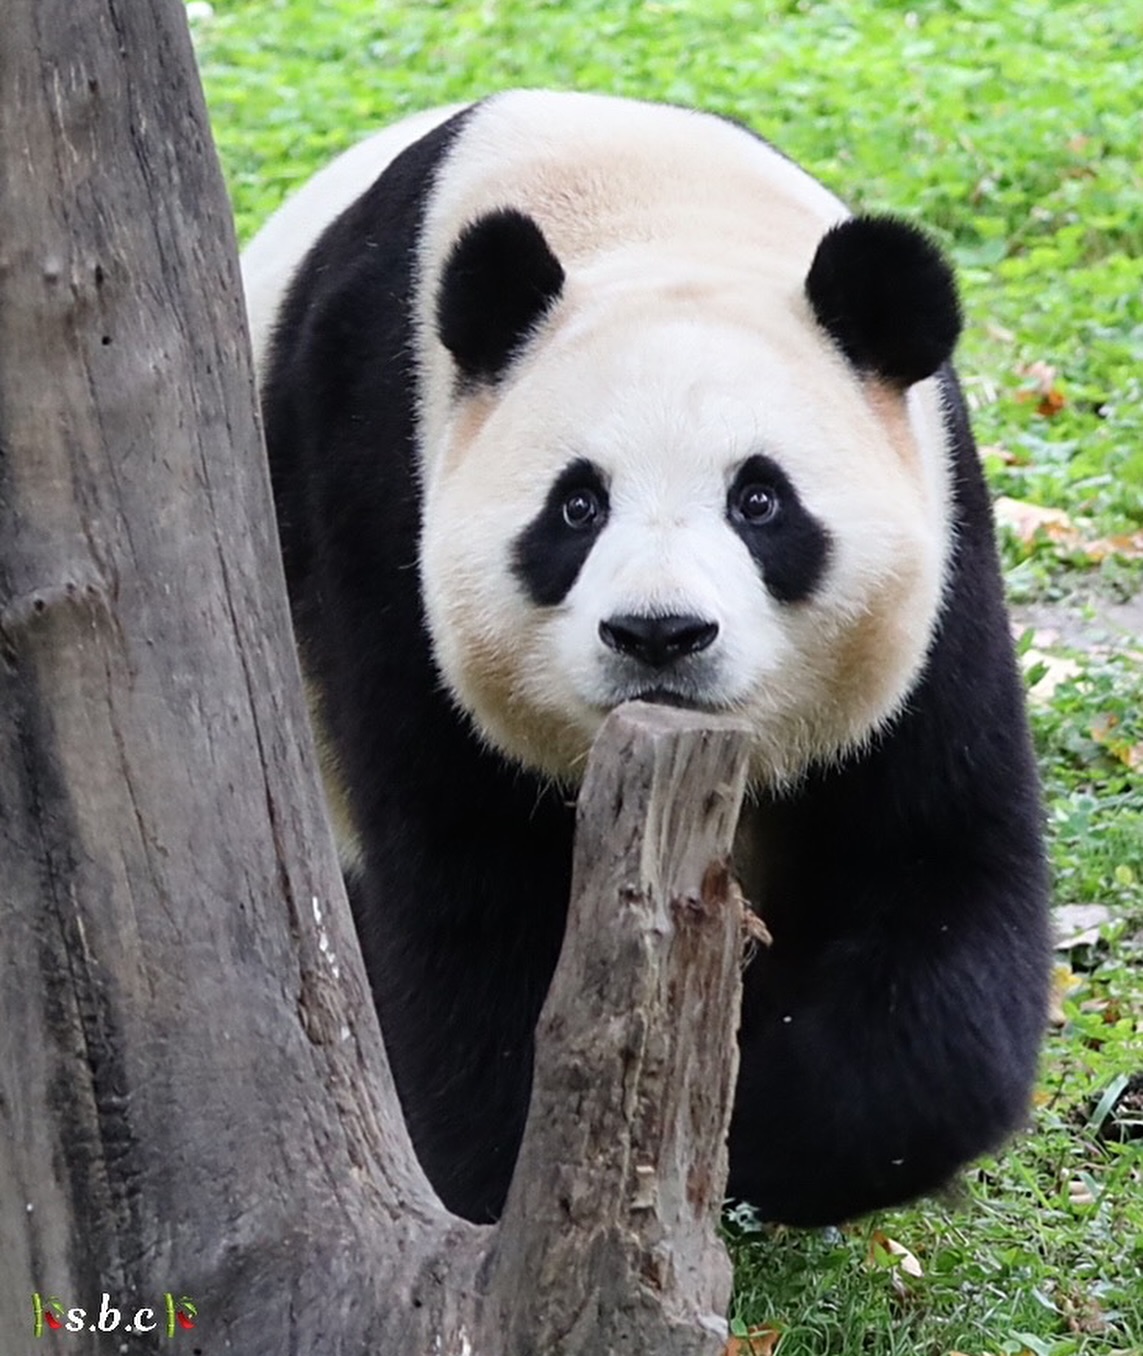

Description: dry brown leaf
[1090,712,1143,769]
[1015,360,1068,416]
[1067,1176,1096,1206]
[1021,648,1082,704]
[724,1324,781,1356]
[985,321,1017,344]
[979,442,1026,466]
[1091,711,1120,741]
[868,1229,924,1277]
[1059,1285,1110,1335]
[1054,903,1112,949]
[993,500,1142,563]
[1082,531,1143,562]
[1048,962,1080,1026]
[994,496,1082,548]
[1035,387,1067,416]
[885,1236,924,1277]
[1018,360,1058,391]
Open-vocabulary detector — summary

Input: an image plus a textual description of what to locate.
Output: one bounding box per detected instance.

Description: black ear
[805,216,962,387]
[436,208,565,382]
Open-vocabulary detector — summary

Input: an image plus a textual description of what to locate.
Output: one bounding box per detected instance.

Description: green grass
[191,3,1143,1350]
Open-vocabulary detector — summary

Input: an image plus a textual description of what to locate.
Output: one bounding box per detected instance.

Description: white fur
[243,91,955,789]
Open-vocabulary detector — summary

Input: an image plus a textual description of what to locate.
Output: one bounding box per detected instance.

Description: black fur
[512,458,610,606]
[261,110,1048,1227]
[727,454,832,603]
[806,216,963,386]
[437,208,566,381]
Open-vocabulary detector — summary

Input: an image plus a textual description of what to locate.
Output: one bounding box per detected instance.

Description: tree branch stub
[490,702,750,1355]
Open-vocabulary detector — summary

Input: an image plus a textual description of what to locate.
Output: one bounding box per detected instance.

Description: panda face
[420,290,950,786]
[405,95,961,787]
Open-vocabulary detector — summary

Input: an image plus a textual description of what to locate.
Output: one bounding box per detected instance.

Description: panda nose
[598,613,719,668]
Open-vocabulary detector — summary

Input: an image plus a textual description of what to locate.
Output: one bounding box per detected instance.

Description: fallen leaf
[1018,360,1058,391]
[994,500,1143,564]
[1048,963,1081,1026]
[885,1236,924,1278]
[1014,360,1067,416]
[979,442,1029,466]
[868,1229,924,1277]
[724,1324,781,1355]
[1081,531,1143,562]
[993,497,1082,549]
[1090,712,1143,769]
[1062,1291,1109,1335]
[1020,647,1082,703]
[1053,903,1112,949]
[1067,1176,1096,1206]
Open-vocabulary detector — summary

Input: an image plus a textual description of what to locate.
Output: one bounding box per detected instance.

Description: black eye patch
[727,454,831,603]
[512,458,610,606]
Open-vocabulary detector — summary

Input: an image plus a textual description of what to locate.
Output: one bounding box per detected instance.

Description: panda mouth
[627,686,709,711]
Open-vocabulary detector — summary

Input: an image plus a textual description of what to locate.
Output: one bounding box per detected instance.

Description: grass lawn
[190,3,1143,1351]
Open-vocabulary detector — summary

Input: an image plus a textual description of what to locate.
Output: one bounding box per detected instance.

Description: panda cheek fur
[437,391,498,477]
[473,679,599,783]
[809,540,941,754]
[815,609,916,750]
[863,382,930,473]
[430,592,596,781]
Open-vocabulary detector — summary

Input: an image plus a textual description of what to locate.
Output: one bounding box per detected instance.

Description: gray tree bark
[0,2,749,1351]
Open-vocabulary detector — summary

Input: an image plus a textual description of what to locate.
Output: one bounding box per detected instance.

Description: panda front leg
[725,792,1050,1226]
[346,776,576,1226]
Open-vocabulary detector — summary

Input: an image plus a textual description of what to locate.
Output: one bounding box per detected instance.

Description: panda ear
[805,216,962,387]
[436,208,566,382]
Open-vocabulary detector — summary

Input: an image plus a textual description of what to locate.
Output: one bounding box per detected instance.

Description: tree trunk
[0,3,749,1351]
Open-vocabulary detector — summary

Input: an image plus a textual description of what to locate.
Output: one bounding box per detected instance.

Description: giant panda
[242,89,1050,1227]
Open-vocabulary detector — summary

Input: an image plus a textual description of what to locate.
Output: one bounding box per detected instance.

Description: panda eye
[732,482,780,525]
[562,489,602,529]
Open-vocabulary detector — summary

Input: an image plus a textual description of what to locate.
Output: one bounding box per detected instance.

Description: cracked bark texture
[0,2,749,1351]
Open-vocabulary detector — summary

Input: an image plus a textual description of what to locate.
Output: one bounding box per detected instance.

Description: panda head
[419,207,961,786]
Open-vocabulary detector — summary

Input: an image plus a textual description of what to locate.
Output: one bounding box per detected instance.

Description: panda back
[241,102,469,377]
